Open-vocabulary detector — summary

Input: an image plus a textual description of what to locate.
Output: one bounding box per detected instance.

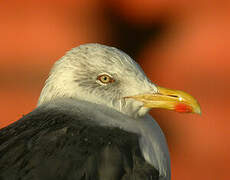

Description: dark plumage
[0,106,159,180]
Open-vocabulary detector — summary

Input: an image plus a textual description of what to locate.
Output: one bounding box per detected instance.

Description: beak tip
[194,106,202,115]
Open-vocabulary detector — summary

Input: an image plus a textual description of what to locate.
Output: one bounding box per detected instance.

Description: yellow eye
[97,74,114,84]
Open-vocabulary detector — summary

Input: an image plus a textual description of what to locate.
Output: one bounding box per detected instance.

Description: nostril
[168,95,179,98]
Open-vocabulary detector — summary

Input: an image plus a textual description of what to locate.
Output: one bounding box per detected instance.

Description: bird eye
[97,74,114,84]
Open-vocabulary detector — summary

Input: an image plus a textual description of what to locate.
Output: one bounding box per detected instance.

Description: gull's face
[38,44,201,118]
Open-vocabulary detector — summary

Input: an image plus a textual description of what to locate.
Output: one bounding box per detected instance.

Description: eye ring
[97,74,115,84]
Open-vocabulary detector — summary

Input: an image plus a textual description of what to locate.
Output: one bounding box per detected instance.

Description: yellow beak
[125,86,201,114]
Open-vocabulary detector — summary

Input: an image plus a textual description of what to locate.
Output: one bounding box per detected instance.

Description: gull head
[38,43,201,118]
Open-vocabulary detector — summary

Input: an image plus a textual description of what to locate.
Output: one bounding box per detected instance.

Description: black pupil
[103,76,108,81]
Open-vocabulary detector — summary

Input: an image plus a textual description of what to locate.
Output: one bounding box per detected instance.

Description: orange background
[0,1,229,180]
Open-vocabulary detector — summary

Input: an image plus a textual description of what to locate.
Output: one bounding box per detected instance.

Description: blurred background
[0,0,229,179]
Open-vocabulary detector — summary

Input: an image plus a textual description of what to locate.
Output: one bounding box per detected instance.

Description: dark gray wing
[0,108,159,180]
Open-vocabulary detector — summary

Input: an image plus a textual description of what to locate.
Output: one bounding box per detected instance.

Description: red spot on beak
[175,103,192,113]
